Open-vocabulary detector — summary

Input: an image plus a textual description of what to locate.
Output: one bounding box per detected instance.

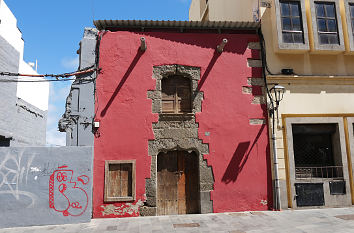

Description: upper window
[315,2,340,44]
[161,75,192,114]
[274,0,310,51]
[280,1,305,43]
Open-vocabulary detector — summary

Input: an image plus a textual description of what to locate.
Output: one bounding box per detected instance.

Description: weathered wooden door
[157,151,199,215]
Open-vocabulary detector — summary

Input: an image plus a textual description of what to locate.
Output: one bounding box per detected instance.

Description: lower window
[104,160,136,202]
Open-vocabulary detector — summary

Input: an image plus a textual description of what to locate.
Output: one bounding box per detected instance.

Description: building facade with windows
[61,21,274,217]
[0,0,49,146]
[190,0,354,209]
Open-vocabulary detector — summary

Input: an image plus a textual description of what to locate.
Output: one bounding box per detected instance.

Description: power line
[0,66,98,83]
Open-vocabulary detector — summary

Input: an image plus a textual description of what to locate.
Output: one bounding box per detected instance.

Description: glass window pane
[327,34,339,44]
[293,18,302,31]
[319,34,329,44]
[317,19,327,31]
[282,17,292,30]
[350,4,354,18]
[283,32,293,43]
[290,2,300,16]
[325,3,335,18]
[293,33,304,43]
[316,3,325,17]
[327,20,337,32]
[281,2,290,16]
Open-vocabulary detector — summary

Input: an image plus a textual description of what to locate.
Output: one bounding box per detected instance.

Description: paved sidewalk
[2,208,354,233]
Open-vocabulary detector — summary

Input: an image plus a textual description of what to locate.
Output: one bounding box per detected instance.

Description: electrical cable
[93,30,108,124]
[258,28,275,131]
[0,66,97,83]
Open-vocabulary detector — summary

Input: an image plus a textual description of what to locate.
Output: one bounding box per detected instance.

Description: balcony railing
[295,166,344,180]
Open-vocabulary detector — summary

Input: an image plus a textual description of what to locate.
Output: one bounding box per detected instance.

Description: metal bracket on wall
[261,1,272,8]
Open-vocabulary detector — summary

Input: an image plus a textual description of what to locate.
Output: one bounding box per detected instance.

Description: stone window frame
[104,160,136,202]
[285,117,351,208]
[150,65,203,115]
[310,0,345,51]
[344,0,354,51]
[274,0,310,51]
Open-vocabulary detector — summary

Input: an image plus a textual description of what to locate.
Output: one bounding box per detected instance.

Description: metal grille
[293,124,336,168]
[295,166,343,179]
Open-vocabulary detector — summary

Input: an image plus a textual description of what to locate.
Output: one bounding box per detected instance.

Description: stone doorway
[157,151,200,215]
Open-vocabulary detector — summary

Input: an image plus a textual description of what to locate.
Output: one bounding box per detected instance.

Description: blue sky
[5,0,191,145]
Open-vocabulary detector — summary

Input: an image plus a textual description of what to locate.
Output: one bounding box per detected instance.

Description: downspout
[258,28,281,210]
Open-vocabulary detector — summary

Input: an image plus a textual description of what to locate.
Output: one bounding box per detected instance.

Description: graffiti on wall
[49,165,89,217]
[0,151,38,208]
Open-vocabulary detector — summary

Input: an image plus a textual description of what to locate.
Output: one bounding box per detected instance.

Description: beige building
[190,0,354,210]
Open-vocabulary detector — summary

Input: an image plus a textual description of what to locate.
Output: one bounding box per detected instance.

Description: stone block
[200,191,213,214]
[139,206,157,216]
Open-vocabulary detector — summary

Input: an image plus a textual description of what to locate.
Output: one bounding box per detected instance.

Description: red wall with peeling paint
[93,30,272,218]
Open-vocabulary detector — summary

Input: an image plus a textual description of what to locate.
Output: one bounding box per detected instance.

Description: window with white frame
[280,1,305,43]
[310,0,344,51]
[315,2,340,44]
[275,0,310,51]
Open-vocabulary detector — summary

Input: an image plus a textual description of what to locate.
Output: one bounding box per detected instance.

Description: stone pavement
[2,207,354,233]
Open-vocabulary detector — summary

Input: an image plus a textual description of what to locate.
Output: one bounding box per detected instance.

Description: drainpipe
[272,129,281,210]
[258,27,281,211]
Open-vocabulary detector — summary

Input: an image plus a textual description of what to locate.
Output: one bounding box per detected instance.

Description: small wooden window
[104,160,136,202]
[161,75,192,114]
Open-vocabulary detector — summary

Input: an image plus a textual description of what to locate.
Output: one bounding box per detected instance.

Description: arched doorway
[157,150,200,215]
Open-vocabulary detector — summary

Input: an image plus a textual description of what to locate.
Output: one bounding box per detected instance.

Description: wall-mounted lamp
[268,84,285,212]
[216,38,228,53]
[269,85,285,110]
[140,37,147,52]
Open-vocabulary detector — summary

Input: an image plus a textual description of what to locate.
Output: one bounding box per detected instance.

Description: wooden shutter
[161,76,191,113]
[104,160,136,202]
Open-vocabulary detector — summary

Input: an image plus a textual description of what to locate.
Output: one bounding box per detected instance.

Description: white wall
[17,61,49,111]
[0,0,24,56]
[0,0,49,111]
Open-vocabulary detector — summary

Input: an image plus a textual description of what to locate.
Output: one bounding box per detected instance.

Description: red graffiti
[49,166,89,217]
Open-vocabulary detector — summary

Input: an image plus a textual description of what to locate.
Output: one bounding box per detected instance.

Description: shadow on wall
[133,31,252,55]
[221,123,266,184]
[197,51,221,92]
[100,49,144,117]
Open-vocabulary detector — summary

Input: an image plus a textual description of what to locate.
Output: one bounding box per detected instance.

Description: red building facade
[89,21,272,218]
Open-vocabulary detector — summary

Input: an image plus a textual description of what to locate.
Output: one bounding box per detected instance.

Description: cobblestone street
[2,207,354,233]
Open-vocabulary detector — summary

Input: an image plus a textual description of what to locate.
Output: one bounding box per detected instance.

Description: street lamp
[269,85,285,117]
[268,84,285,211]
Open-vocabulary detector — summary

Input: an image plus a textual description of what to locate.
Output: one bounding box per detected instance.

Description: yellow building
[190,0,354,210]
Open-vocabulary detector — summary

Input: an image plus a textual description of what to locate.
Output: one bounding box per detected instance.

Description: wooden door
[157,151,199,215]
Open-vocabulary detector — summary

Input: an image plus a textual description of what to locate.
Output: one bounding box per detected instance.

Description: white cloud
[61,56,79,70]
[46,127,66,146]
[46,83,73,146]
[49,83,72,102]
